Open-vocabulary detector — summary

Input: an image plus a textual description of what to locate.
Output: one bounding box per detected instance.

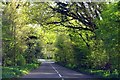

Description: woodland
[1,0,120,78]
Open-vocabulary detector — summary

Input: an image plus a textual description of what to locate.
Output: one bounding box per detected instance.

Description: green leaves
[2,63,41,78]
[2,1,120,78]
[94,2,120,75]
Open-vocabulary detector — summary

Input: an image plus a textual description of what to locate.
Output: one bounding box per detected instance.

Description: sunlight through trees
[2,0,120,78]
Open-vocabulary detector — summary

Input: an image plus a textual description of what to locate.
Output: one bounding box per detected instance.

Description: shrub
[2,62,41,78]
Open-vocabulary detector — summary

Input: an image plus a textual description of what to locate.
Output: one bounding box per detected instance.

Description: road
[22,59,99,80]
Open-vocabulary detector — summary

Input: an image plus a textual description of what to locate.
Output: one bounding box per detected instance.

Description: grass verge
[56,62,119,78]
[2,62,41,78]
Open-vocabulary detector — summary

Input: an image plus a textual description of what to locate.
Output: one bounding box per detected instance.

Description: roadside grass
[2,62,41,78]
[78,68,119,78]
[56,62,119,78]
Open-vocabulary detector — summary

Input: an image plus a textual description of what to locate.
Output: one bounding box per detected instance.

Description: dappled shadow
[22,59,99,79]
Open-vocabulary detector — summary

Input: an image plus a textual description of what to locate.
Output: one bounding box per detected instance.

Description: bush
[16,55,26,66]
[2,67,21,78]
[2,62,41,78]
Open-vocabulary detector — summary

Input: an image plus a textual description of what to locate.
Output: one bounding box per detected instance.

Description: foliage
[2,62,41,78]
[94,2,120,71]
[78,68,119,78]
[55,34,75,67]
[48,2,104,32]
[2,1,43,66]
[2,1,120,78]
[54,2,120,78]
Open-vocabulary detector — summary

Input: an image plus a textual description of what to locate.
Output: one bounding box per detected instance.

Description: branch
[46,18,74,25]
[61,24,94,32]
[79,34,90,48]
[49,4,98,32]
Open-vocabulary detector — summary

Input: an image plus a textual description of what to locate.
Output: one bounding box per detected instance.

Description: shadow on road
[21,59,101,80]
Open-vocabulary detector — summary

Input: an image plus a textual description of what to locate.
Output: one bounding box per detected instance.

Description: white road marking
[58,74,62,77]
[50,63,63,79]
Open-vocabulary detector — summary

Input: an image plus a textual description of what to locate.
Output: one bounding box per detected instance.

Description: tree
[95,2,120,71]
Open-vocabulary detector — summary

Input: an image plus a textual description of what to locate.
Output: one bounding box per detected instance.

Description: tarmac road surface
[22,59,99,80]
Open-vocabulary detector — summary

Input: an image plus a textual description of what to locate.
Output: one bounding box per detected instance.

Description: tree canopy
[2,1,120,78]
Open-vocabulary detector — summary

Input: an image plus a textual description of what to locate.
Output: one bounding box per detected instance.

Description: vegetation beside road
[2,62,41,78]
[1,1,120,78]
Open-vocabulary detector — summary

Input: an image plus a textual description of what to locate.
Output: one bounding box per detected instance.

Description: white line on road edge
[50,63,64,80]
